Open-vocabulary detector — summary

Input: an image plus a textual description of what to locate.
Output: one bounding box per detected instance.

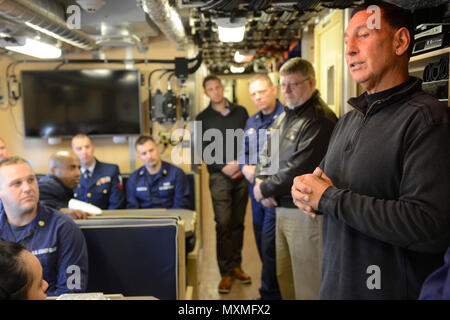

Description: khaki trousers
[275,207,323,300]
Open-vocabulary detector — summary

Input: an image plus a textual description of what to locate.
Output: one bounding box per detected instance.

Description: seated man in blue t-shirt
[0,156,88,296]
[126,135,191,209]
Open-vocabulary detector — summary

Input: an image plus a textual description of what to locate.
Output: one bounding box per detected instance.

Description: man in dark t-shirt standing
[195,75,250,294]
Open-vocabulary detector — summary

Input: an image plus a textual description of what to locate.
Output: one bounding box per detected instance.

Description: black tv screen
[21,69,142,137]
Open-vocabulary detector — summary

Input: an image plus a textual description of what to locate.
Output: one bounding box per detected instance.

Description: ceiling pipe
[0,0,97,50]
[138,0,187,51]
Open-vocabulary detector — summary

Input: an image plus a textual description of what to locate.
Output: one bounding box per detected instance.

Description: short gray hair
[279,57,315,79]
[248,73,274,87]
[0,156,29,169]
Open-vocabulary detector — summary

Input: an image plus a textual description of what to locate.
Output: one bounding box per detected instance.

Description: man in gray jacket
[254,57,337,299]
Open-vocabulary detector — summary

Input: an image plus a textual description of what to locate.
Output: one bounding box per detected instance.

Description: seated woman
[0,241,48,300]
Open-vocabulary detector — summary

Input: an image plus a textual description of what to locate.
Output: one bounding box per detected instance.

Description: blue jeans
[249,184,281,300]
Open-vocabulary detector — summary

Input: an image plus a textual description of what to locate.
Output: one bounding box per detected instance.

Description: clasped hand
[253,178,278,208]
[291,167,333,218]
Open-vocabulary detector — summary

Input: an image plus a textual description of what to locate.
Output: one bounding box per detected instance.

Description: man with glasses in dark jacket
[254,58,337,299]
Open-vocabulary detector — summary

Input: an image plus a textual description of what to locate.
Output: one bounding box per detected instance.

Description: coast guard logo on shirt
[32,247,57,256]
[159,182,174,191]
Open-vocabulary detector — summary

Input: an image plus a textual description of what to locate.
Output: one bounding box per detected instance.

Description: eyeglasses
[278,77,310,90]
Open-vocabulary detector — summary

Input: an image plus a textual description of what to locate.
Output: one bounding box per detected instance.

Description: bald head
[49,151,81,189]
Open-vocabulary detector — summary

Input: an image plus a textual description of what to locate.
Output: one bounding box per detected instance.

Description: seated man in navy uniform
[126,135,191,209]
[38,151,89,220]
[0,156,88,296]
[71,134,126,210]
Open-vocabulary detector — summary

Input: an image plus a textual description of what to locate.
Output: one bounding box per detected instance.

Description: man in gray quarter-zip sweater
[292,1,450,299]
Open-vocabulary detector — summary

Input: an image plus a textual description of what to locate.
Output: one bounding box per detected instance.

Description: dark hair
[279,57,316,79]
[0,241,31,300]
[135,135,156,149]
[351,1,415,56]
[202,75,222,89]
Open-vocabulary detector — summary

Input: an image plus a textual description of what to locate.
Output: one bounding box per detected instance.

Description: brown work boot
[233,267,251,284]
[218,276,233,294]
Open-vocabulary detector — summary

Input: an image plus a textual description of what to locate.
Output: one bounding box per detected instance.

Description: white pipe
[139,0,187,51]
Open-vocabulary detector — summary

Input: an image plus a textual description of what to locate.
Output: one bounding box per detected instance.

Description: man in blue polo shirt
[0,156,88,296]
[126,135,191,209]
[72,134,126,210]
[239,74,284,300]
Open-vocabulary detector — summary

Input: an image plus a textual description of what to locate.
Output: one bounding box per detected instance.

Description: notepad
[68,199,102,215]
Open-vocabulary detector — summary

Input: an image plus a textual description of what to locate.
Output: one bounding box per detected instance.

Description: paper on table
[68,199,102,215]
[56,292,107,300]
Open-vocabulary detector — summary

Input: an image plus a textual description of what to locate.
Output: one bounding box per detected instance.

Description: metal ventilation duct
[138,0,187,51]
[0,0,97,50]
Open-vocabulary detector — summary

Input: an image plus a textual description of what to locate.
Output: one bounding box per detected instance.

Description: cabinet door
[409,48,450,106]
[314,10,344,117]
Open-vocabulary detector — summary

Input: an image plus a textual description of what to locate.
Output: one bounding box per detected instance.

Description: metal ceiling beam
[0,0,98,50]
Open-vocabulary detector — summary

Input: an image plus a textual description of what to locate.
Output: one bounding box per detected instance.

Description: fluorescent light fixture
[5,37,61,59]
[216,17,246,43]
[234,50,255,63]
[234,51,245,63]
[230,65,245,73]
[24,22,79,49]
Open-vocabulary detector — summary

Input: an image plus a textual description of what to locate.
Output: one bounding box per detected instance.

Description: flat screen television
[21,69,142,138]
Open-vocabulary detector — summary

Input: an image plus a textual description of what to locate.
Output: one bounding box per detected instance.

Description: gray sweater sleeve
[319,123,450,253]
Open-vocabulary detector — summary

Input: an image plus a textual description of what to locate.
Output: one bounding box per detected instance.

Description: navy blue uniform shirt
[0,203,88,296]
[74,159,126,209]
[238,100,284,170]
[126,161,191,209]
